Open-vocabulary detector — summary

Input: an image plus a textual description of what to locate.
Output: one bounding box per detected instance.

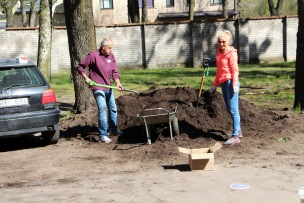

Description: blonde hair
[218,30,233,45]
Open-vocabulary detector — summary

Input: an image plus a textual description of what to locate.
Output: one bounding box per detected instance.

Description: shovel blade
[123,88,139,95]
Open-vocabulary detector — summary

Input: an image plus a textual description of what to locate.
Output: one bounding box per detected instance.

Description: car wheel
[42,124,60,144]
[172,116,180,136]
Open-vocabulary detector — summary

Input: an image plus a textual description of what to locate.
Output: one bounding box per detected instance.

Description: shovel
[195,57,211,109]
[89,80,140,94]
[89,80,157,96]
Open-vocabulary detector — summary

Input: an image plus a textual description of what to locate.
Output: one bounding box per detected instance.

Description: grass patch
[119,67,216,90]
[50,61,296,110]
[239,61,295,109]
[49,71,74,101]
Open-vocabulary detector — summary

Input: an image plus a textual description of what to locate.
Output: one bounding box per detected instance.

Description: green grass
[238,61,295,109]
[50,61,296,110]
[49,71,74,101]
[119,67,216,90]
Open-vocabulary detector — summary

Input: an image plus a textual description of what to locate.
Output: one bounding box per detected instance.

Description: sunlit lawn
[50,61,296,110]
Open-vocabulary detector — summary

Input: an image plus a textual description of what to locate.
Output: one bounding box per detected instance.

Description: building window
[138,0,154,8]
[187,0,195,6]
[211,0,222,4]
[166,0,174,7]
[100,0,113,9]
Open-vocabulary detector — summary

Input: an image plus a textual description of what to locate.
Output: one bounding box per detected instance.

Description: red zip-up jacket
[213,46,239,87]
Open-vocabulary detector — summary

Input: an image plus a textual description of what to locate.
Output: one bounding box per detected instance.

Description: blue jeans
[93,89,118,137]
[220,80,241,136]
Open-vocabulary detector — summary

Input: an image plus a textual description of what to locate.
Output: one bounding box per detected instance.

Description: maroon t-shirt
[77,49,120,90]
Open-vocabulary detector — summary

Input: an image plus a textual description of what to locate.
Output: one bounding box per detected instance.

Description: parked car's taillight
[42,89,57,109]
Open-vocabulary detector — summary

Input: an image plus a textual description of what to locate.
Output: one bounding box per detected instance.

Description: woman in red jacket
[210,30,242,145]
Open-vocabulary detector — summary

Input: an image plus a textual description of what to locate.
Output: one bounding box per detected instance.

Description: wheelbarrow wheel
[172,116,180,136]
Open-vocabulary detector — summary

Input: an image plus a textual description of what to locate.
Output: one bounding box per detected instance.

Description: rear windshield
[0,66,45,89]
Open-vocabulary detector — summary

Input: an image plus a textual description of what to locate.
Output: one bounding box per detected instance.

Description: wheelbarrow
[137,106,179,145]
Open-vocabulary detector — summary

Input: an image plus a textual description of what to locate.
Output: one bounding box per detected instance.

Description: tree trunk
[20,0,27,27]
[37,0,52,81]
[142,0,148,22]
[64,0,96,113]
[189,0,194,21]
[128,0,140,23]
[268,0,284,16]
[222,0,228,18]
[5,7,14,28]
[294,0,304,111]
[29,0,37,27]
[3,0,18,27]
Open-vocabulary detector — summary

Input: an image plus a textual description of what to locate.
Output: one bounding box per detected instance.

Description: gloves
[233,86,239,94]
[210,86,217,93]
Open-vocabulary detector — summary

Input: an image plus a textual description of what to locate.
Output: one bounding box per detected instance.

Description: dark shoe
[108,130,124,136]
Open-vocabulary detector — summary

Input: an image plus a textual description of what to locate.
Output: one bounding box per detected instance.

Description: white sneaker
[99,136,112,143]
[226,131,243,139]
[224,136,240,145]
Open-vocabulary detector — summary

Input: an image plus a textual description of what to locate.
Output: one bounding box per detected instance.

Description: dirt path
[1,87,304,203]
[0,135,303,203]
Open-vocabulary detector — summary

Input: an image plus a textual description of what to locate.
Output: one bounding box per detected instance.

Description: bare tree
[189,0,194,21]
[20,0,27,27]
[64,0,96,113]
[37,0,52,80]
[222,0,228,18]
[29,0,37,27]
[142,0,148,22]
[294,0,304,111]
[268,0,284,16]
[2,0,18,27]
[128,0,140,23]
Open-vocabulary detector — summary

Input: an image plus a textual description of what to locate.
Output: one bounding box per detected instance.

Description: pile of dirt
[61,87,304,152]
[2,86,303,203]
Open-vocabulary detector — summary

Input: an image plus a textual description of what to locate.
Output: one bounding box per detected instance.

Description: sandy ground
[0,133,303,203]
[1,87,304,203]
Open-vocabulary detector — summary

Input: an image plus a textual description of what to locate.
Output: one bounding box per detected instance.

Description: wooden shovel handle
[197,68,207,97]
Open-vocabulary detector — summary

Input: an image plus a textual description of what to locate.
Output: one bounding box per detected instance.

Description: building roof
[158,11,239,19]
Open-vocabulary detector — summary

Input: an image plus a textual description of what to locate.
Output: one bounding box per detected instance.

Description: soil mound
[61,87,303,148]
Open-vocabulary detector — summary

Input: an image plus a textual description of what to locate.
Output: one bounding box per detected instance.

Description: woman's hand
[233,86,239,94]
[210,86,217,93]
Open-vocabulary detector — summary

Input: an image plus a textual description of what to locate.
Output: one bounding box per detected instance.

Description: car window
[0,66,45,89]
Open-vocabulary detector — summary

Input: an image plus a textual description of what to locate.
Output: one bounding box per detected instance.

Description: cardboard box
[178,142,222,171]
